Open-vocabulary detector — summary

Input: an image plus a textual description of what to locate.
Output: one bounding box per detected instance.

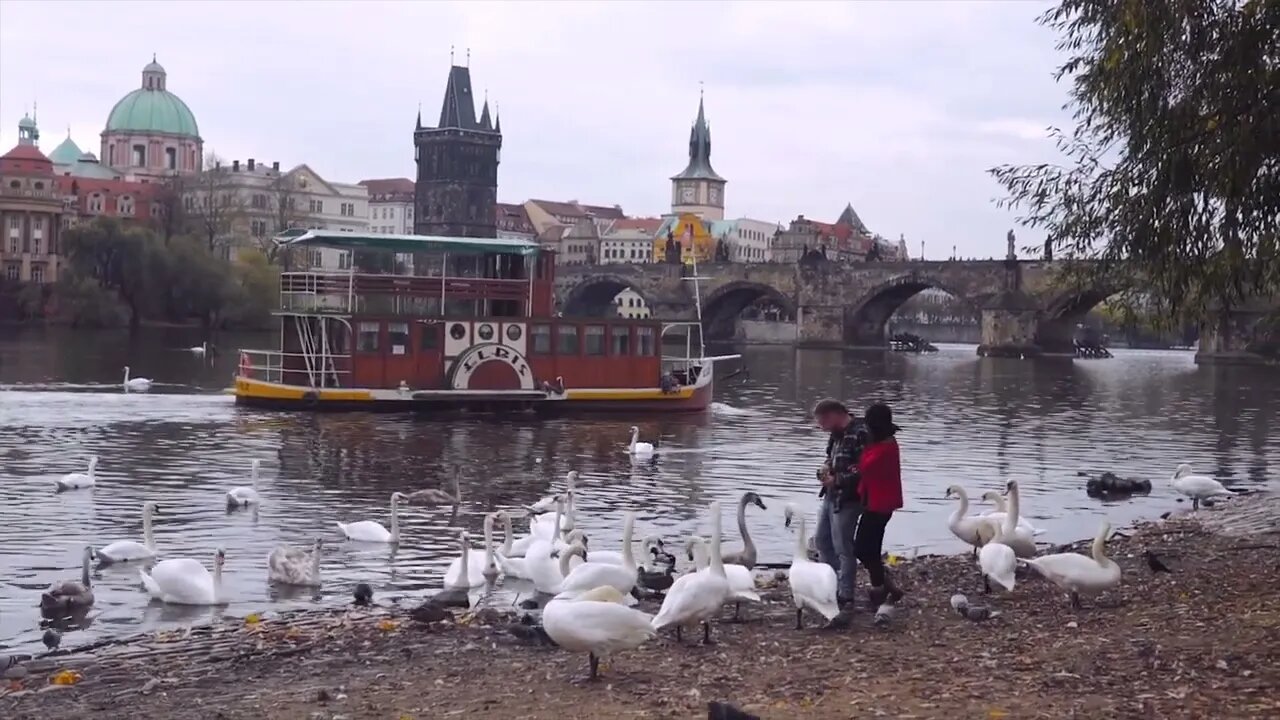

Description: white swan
[628,426,655,457]
[687,536,760,620]
[978,522,1017,593]
[140,548,225,605]
[405,466,462,505]
[995,480,1039,558]
[444,515,496,588]
[97,501,160,564]
[783,504,839,628]
[55,456,99,492]
[980,490,1044,536]
[1021,520,1121,608]
[337,492,408,543]
[188,341,207,356]
[40,545,96,613]
[123,366,152,392]
[721,491,767,568]
[1171,463,1236,510]
[493,511,531,579]
[651,501,731,643]
[226,459,262,508]
[267,537,323,587]
[529,470,577,515]
[558,511,638,597]
[525,498,574,594]
[944,485,999,556]
[542,585,655,680]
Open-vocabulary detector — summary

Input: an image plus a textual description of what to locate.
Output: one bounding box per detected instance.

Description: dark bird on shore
[409,600,453,624]
[708,701,761,720]
[1145,550,1173,574]
[636,548,676,594]
[41,629,61,651]
[353,583,373,606]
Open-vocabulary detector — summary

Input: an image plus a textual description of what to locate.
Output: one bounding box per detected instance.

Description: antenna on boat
[681,235,709,360]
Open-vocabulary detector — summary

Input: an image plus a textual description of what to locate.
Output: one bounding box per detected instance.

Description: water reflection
[0,330,1276,655]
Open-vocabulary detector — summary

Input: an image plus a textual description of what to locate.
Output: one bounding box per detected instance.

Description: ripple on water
[0,340,1276,655]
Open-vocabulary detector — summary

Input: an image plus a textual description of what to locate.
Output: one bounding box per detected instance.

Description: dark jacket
[823,415,869,510]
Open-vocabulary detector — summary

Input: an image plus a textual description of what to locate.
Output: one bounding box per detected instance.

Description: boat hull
[231,375,713,414]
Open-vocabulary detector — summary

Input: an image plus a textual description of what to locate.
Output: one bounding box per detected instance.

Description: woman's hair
[865,402,900,441]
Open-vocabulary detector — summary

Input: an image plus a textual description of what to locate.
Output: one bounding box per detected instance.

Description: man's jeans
[814,495,860,602]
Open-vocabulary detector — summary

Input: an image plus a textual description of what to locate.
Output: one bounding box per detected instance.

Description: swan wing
[227,487,260,503]
[1179,476,1236,497]
[1025,554,1120,593]
[339,520,391,542]
[543,599,655,654]
[497,554,530,579]
[651,571,727,630]
[528,495,557,514]
[57,472,94,490]
[560,562,637,595]
[789,558,840,619]
[98,540,155,562]
[147,558,215,604]
[268,547,315,585]
[583,549,625,566]
[725,564,759,601]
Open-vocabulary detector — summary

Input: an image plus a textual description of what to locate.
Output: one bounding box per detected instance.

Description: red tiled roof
[528,199,625,220]
[0,143,54,175]
[359,178,414,201]
[495,202,535,232]
[609,217,662,233]
[54,175,158,221]
[578,203,625,220]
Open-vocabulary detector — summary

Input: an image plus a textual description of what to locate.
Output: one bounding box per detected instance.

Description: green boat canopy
[274,229,541,257]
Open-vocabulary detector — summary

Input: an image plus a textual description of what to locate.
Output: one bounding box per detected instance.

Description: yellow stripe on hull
[235,377,373,402]
[564,387,696,401]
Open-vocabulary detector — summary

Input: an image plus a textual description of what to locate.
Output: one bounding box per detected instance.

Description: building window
[250,220,267,237]
[108,146,115,166]
[636,326,656,356]
[88,194,104,214]
[252,194,267,209]
[388,322,410,355]
[30,264,44,283]
[309,199,324,213]
[556,325,579,355]
[33,217,43,232]
[611,327,631,356]
[584,325,606,356]
[118,196,134,215]
[339,251,351,270]
[419,322,440,350]
[132,145,146,167]
[4,263,18,281]
[7,237,15,254]
[165,147,177,170]
[531,324,552,354]
[8,217,17,229]
[357,322,380,352]
[31,238,41,255]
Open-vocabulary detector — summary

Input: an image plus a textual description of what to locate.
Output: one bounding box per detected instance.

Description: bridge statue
[1006,229,1017,261]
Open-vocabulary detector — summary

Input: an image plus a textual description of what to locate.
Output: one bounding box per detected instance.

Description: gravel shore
[6,496,1278,719]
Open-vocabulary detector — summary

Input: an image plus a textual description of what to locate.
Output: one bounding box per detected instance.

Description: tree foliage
[990,0,1279,316]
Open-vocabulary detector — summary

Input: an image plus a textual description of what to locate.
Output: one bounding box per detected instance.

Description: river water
[0,326,1276,654]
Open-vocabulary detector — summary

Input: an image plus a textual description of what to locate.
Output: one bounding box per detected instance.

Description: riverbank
[5,496,1278,720]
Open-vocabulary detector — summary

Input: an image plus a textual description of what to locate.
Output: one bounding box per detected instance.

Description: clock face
[681,185,696,202]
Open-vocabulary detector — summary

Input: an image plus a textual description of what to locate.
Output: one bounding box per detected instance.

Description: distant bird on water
[708,701,761,720]
[1145,550,1173,574]
[353,583,373,606]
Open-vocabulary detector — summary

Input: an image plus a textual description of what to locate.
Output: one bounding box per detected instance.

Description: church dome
[104,57,200,138]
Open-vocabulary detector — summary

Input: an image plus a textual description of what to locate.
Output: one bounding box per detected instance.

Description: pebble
[1066,621,1079,629]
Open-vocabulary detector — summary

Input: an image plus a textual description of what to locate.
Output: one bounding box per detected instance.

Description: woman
[854,402,905,606]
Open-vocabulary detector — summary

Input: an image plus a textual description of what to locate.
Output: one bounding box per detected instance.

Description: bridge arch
[1036,281,1135,353]
[560,275,655,318]
[700,281,796,341]
[843,272,978,346]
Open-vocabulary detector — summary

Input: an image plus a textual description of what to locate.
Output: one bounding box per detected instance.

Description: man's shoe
[823,610,853,630]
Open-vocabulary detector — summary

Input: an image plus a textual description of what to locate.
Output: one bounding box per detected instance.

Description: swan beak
[755,500,768,510]
[550,549,561,558]
[784,516,793,528]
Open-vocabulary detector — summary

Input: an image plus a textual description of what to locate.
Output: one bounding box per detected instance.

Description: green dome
[106,88,200,137]
[48,136,84,165]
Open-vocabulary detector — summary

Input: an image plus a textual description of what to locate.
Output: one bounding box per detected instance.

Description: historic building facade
[414,65,501,238]
[0,115,64,284]
[360,177,415,234]
[100,57,203,181]
[669,95,725,220]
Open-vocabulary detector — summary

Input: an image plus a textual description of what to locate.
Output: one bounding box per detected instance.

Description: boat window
[420,323,440,350]
[636,326,656,356]
[444,299,477,317]
[585,325,606,356]
[388,322,410,356]
[557,325,579,355]
[531,324,552,354]
[611,326,631,356]
[357,322,380,353]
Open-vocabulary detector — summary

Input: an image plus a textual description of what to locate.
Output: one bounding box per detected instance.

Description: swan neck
[951,489,969,520]
[499,515,513,555]
[452,471,461,502]
[552,501,564,542]
[558,546,580,576]
[709,508,724,574]
[82,550,92,586]
[310,546,322,577]
[142,507,155,549]
[622,515,636,568]
[737,497,756,553]
[458,540,471,586]
[1005,485,1021,532]
[1092,525,1108,563]
[483,518,496,566]
[251,462,259,487]
[793,515,807,558]
[213,560,223,598]
[390,496,400,541]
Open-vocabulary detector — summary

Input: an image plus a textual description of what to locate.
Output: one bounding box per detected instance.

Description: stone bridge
[555,259,1277,363]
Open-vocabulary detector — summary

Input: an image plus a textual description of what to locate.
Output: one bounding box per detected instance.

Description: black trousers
[854,510,893,587]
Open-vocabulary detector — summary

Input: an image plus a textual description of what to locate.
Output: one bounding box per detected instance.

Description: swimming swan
[406,465,462,505]
[40,546,96,612]
[267,537,323,587]
[687,535,760,620]
[944,485,999,556]
[529,470,577,515]
[720,491,768,569]
[558,511,638,597]
[628,426,655,457]
[123,366,152,392]
[55,456,99,492]
[783,504,840,628]
[493,511,531,579]
[226,460,263,508]
[188,341,207,356]
[140,548,225,605]
[443,514,495,588]
[337,492,408,543]
[542,585,655,680]
[1021,520,1121,608]
[1171,464,1236,510]
[651,501,730,643]
[525,498,574,594]
[96,502,160,564]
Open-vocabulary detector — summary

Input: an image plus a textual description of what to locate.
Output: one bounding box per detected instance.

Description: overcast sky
[0,1,1072,259]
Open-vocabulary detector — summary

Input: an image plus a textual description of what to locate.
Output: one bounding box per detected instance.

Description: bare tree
[151,174,190,243]
[257,170,310,262]
[186,153,246,253]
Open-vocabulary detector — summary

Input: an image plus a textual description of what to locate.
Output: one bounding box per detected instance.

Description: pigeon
[950,593,970,615]
[963,605,1000,621]
[708,701,761,720]
[42,629,61,651]
[353,583,373,606]
[1145,550,1173,574]
[874,604,894,626]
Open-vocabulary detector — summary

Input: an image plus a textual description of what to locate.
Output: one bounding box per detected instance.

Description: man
[812,398,868,625]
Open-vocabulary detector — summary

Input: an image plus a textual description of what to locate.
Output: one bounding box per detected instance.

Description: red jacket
[857,438,903,513]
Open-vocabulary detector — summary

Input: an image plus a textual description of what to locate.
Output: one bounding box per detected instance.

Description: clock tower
[670,93,726,220]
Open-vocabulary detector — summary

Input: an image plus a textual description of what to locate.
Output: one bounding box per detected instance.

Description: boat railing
[279,270,531,315]
[236,348,352,386]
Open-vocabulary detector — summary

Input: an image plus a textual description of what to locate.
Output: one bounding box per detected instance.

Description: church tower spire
[669,89,726,220]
